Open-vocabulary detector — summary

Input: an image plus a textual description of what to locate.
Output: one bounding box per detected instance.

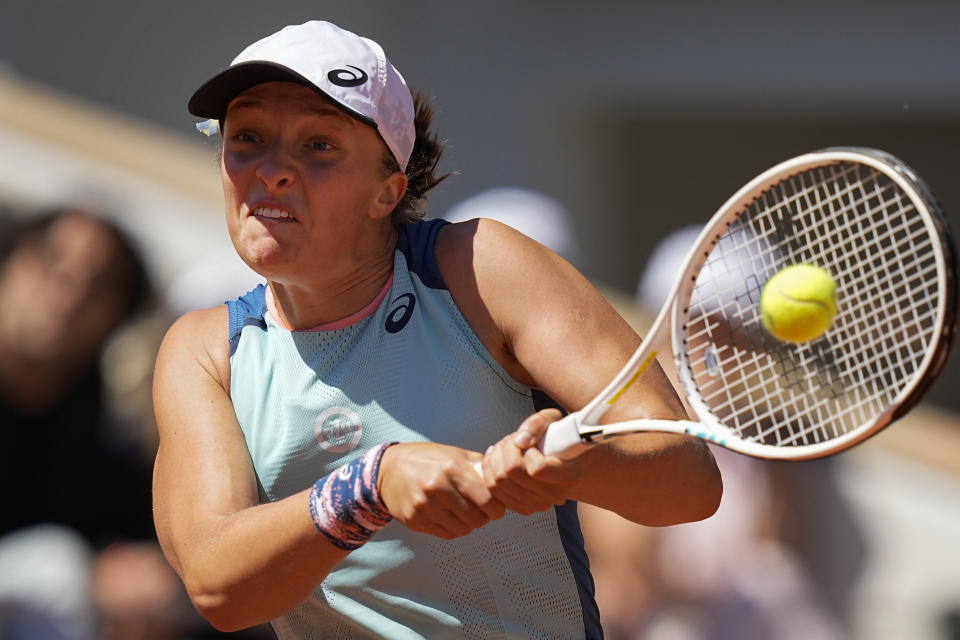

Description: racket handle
[472,412,592,475]
[539,412,592,459]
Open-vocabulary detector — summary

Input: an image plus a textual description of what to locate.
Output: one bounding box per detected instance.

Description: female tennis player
[152,20,722,639]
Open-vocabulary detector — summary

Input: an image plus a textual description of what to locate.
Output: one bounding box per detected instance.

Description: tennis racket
[529,147,957,461]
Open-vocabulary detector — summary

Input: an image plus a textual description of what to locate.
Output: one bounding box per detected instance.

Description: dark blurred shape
[0,206,158,638]
[0,206,277,639]
[944,605,960,640]
[0,207,154,543]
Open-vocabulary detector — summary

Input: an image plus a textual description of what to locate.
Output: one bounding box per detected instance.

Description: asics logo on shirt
[385,293,416,334]
[327,66,368,87]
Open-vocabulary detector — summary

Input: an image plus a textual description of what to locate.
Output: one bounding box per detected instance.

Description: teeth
[254,207,292,219]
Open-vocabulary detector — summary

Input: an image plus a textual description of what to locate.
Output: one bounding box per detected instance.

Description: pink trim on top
[265,273,395,331]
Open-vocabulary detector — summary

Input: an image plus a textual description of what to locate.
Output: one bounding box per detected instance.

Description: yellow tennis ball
[760,264,837,343]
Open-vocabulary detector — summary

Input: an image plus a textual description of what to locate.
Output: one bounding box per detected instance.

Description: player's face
[220,82,396,280]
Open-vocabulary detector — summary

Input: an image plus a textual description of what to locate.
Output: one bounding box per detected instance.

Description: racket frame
[543,147,956,461]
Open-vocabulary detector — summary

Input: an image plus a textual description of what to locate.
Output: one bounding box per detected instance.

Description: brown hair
[383,91,453,226]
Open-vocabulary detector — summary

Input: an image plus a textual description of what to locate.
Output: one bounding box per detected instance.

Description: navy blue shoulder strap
[396,219,449,290]
[226,284,268,355]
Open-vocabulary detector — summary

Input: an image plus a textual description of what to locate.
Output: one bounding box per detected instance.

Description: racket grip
[539,412,591,459]
[472,412,591,476]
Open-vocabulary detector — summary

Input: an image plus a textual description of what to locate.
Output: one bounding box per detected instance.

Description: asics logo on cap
[328,66,368,87]
[188,20,416,171]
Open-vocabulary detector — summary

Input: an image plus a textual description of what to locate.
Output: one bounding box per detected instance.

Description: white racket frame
[540,148,953,461]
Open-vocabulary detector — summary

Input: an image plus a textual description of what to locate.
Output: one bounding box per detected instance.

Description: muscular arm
[436,219,722,526]
[152,307,348,631]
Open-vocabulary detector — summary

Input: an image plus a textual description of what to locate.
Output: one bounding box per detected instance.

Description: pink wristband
[309,442,396,550]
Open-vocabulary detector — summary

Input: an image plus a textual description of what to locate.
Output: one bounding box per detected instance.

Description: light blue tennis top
[227,219,601,639]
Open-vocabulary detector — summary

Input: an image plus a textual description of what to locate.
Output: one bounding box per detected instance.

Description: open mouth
[251,207,294,221]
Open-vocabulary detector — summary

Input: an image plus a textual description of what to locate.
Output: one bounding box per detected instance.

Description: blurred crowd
[0,190,956,640]
[0,204,270,640]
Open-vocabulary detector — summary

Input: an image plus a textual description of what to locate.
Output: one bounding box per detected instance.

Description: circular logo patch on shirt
[314,407,363,453]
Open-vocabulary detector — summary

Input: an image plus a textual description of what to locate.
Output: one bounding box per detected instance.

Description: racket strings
[760,167,933,442]
[759,165,938,444]
[681,161,943,448]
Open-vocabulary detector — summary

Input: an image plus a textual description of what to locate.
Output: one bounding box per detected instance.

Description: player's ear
[371,172,408,220]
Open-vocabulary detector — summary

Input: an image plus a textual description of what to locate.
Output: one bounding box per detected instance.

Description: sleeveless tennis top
[228,219,601,639]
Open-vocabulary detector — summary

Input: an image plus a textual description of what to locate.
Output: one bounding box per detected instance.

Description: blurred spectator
[0,207,158,638]
[635,225,703,312]
[0,208,154,540]
[0,525,96,639]
[442,186,582,266]
[163,247,263,318]
[591,224,867,640]
[0,207,278,640]
[92,542,192,640]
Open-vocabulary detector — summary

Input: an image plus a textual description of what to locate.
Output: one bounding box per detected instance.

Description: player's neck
[267,238,397,330]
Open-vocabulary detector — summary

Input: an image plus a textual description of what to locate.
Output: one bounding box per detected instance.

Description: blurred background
[1,1,958,639]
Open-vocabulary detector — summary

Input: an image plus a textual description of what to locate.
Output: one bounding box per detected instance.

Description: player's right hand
[377,442,506,539]
[479,409,583,515]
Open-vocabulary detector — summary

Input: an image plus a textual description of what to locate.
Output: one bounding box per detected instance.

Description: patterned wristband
[310,442,397,550]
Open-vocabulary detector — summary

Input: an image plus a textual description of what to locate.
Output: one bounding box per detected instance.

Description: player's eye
[307,139,334,152]
[232,132,261,144]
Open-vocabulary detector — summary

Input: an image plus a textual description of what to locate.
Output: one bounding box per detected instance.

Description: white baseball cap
[188,20,416,171]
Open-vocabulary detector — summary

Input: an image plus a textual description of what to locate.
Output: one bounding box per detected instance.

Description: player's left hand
[480,409,583,515]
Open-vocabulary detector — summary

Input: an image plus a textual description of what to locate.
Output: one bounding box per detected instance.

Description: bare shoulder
[434,217,622,329]
[434,218,636,394]
[156,305,231,395]
[434,217,581,304]
[435,217,563,274]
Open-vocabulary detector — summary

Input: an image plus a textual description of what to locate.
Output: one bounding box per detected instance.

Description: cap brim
[187,61,374,128]
[188,62,308,118]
